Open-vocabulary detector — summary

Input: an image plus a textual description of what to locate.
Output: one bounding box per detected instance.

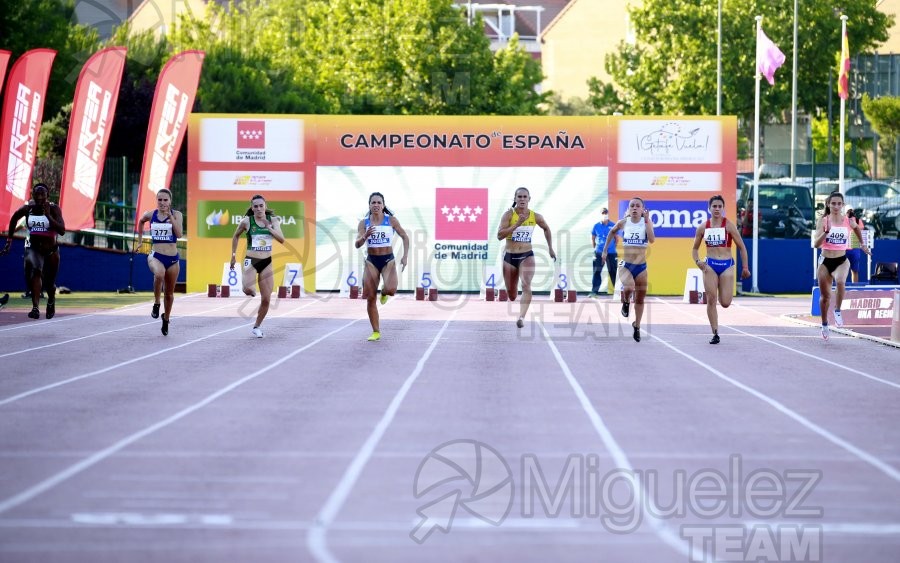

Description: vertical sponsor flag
[0,50,11,95]
[134,50,205,227]
[59,47,127,231]
[434,187,489,241]
[756,27,785,86]
[0,49,56,229]
[838,28,850,100]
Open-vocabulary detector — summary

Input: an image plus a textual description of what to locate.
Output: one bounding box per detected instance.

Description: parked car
[739,181,815,238]
[863,200,900,238]
[812,180,900,212]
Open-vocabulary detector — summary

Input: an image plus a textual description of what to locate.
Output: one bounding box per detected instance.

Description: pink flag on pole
[0,50,11,95]
[756,27,785,86]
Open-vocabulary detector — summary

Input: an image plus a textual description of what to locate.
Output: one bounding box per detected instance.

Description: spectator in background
[590,207,618,297]
[740,198,755,238]
[846,206,866,283]
[107,194,125,250]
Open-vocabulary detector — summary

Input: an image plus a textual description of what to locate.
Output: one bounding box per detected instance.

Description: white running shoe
[833,310,844,327]
[251,327,264,338]
[821,324,829,340]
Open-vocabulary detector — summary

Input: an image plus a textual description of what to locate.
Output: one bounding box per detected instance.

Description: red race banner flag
[838,29,850,100]
[59,47,127,231]
[134,50,205,227]
[0,49,56,230]
[0,50,11,95]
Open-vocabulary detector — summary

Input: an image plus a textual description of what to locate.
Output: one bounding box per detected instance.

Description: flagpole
[752,15,762,293]
[790,0,798,179]
[839,14,848,194]
[717,0,722,115]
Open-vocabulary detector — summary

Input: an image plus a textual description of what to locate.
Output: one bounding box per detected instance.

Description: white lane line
[0,298,239,359]
[306,312,456,563]
[0,317,361,516]
[0,298,323,406]
[656,298,900,391]
[646,330,900,483]
[538,321,692,559]
[0,294,208,333]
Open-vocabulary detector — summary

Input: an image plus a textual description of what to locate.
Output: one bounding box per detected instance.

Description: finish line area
[0,293,897,562]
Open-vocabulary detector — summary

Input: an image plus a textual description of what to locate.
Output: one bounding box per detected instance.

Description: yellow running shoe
[367,331,381,341]
[380,293,389,305]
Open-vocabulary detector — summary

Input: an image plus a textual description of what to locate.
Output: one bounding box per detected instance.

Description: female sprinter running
[355,192,409,341]
[1,183,66,320]
[137,188,183,335]
[496,186,556,328]
[601,197,655,342]
[814,191,870,340]
[691,195,751,344]
[230,194,286,338]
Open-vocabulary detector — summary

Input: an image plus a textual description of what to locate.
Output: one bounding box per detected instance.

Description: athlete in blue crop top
[1,183,66,320]
[138,188,183,335]
[601,197,654,342]
[355,192,409,341]
[691,195,751,344]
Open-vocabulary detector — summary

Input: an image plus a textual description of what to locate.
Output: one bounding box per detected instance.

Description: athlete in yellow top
[496,187,556,328]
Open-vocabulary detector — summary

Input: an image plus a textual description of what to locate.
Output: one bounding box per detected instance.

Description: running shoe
[251,327,264,338]
[380,293,389,305]
[161,314,169,336]
[821,324,829,341]
[45,300,55,319]
[151,302,160,319]
[28,307,40,319]
[367,331,381,341]
[709,332,720,345]
[0,293,8,310]
[588,293,598,299]
[621,301,630,318]
[632,322,641,342]
[516,317,524,328]
[833,310,844,327]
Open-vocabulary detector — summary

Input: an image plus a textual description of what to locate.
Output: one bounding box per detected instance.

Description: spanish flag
[838,29,850,100]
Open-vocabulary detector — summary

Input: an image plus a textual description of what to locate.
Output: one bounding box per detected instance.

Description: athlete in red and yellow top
[496,187,556,329]
[691,195,750,344]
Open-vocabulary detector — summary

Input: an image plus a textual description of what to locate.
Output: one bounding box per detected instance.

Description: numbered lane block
[485,288,495,301]
[428,288,438,301]
[689,290,706,304]
[349,286,361,299]
[415,287,425,301]
[554,288,564,302]
[278,286,288,298]
[566,290,577,303]
[208,284,218,298]
[498,289,509,302]
[220,285,230,298]
[291,285,301,299]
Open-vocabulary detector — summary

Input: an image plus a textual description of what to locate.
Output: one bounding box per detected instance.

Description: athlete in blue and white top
[138,188,184,336]
[355,192,409,342]
[691,195,750,344]
[601,197,655,342]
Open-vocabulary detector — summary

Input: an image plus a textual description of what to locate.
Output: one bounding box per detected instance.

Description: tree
[591,0,892,125]
[0,0,100,121]
[169,0,547,115]
[861,94,900,176]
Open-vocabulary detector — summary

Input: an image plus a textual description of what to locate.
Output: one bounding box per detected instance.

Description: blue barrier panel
[740,239,900,294]
[0,238,186,292]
